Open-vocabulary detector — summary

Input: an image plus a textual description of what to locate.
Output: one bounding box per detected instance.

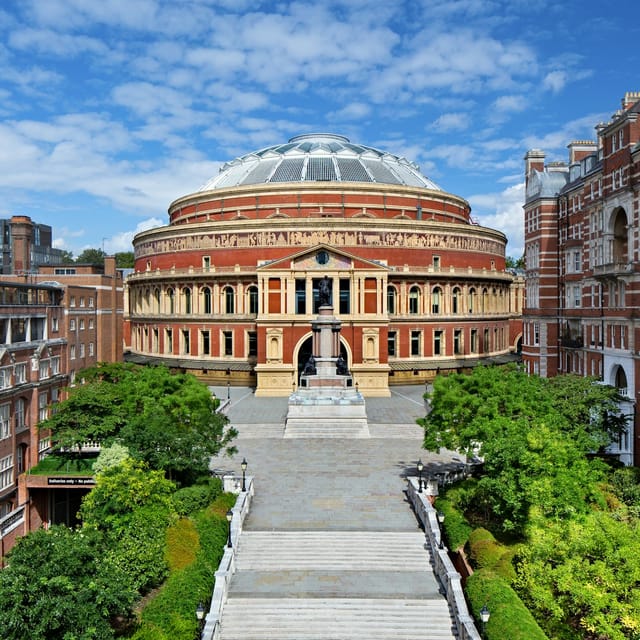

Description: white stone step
[235,531,431,571]
[284,421,370,438]
[220,597,458,639]
[368,423,424,439]
[234,424,285,439]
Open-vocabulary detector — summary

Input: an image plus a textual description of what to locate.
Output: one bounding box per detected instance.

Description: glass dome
[199,133,441,191]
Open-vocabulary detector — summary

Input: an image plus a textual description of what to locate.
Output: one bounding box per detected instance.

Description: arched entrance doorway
[295,335,350,382]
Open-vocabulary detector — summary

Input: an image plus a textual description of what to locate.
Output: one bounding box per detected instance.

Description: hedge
[132,492,236,639]
[434,497,473,550]
[466,569,548,640]
[467,527,516,582]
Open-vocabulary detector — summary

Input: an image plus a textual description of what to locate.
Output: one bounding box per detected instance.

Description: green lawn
[29,453,97,476]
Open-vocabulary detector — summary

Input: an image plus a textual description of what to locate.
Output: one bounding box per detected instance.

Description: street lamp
[195,601,205,638]
[241,457,248,492]
[480,604,490,639]
[226,509,233,548]
[417,459,424,493]
[226,368,231,399]
[437,511,445,549]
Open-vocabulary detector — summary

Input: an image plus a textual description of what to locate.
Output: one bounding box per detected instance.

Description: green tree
[0,526,135,640]
[515,510,640,639]
[420,367,624,533]
[43,363,236,480]
[115,251,134,268]
[59,249,75,264]
[76,247,106,265]
[505,255,525,270]
[80,459,177,591]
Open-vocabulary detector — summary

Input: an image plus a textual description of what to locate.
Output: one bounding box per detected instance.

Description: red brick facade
[523,92,640,465]
[125,134,522,396]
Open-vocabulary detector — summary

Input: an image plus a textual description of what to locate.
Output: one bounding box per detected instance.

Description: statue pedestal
[285,304,368,438]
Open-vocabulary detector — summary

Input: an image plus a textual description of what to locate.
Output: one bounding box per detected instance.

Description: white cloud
[469,182,525,257]
[543,70,567,93]
[493,94,527,112]
[430,112,469,132]
[106,217,164,253]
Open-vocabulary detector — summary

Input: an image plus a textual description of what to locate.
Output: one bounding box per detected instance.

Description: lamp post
[417,459,424,493]
[226,509,233,548]
[195,601,205,638]
[226,368,231,400]
[480,604,490,639]
[437,510,445,549]
[241,458,248,492]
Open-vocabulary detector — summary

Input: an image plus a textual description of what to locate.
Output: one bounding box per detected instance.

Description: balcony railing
[561,336,584,348]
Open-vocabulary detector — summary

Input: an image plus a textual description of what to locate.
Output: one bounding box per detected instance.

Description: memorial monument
[285,277,369,437]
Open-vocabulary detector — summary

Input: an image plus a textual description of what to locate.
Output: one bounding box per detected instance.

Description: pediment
[257,244,389,272]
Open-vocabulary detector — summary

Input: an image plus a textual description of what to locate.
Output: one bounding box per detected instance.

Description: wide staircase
[219,530,457,639]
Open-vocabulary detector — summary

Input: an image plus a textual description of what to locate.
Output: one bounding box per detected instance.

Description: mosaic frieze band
[136,228,504,259]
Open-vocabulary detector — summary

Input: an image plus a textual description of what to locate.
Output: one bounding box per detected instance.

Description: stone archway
[294,334,351,383]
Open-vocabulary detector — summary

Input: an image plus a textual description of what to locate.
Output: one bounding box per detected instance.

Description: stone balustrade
[407,476,482,640]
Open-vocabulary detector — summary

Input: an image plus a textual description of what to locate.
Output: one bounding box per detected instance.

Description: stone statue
[302,356,317,376]
[318,275,332,306]
[336,355,349,376]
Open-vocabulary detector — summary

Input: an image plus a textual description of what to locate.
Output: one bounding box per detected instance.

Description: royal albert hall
[124,134,522,396]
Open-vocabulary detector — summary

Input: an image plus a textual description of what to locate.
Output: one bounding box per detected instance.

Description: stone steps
[235,531,431,571]
[220,597,457,639]
[283,421,370,438]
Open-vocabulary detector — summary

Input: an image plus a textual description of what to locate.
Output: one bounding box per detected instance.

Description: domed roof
[198,133,442,191]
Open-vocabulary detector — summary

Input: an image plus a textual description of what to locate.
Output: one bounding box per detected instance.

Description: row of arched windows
[132,285,259,316]
[386,284,508,315]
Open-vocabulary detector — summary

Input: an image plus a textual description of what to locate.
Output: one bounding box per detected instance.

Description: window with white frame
[70,344,76,359]
[39,359,50,380]
[38,438,51,460]
[89,319,94,330]
[79,319,85,330]
[15,398,25,431]
[15,363,26,384]
[70,318,76,331]
[0,366,11,390]
[88,297,94,308]
[51,356,60,375]
[574,285,581,307]
[38,392,48,422]
[79,343,85,358]
[52,317,59,332]
[0,455,13,490]
[89,342,94,356]
[0,404,10,439]
[80,297,85,308]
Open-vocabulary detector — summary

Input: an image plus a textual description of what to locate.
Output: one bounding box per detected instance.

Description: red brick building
[523,92,640,465]
[0,281,67,558]
[0,216,125,558]
[126,134,522,396]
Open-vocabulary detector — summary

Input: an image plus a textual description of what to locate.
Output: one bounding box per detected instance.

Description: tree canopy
[420,366,626,533]
[41,363,236,481]
[0,526,135,640]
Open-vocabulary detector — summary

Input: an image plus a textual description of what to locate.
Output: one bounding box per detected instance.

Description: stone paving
[209,385,462,639]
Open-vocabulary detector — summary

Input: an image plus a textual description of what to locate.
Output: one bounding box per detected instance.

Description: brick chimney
[10,215,34,275]
[567,140,597,164]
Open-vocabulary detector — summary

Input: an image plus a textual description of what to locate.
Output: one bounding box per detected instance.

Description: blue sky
[0,0,638,259]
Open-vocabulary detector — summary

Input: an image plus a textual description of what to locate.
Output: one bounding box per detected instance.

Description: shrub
[468,527,516,582]
[466,569,548,640]
[134,492,236,640]
[93,442,131,475]
[435,497,472,550]
[172,486,211,516]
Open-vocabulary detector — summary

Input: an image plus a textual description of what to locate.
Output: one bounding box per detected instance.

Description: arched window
[482,288,489,313]
[224,286,235,314]
[247,286,258,315]
[202,287,212,314]
[452,287,461,314]
[431,286,442,314]
[166,288,175,315]
[387,286,397,314]
[153,288,160,314]
[468,288,476,314]
[182,287,192,314]
[409,286,420,314]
